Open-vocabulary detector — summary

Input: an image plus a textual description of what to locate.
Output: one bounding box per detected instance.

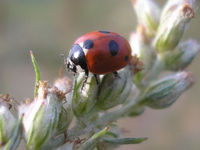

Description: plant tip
[182,3,195,18]
[30,50,33,55]
[105,126,110,131]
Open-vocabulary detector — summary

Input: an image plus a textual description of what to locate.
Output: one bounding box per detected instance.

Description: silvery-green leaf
[77,127,109,150]
[103,137,148,145]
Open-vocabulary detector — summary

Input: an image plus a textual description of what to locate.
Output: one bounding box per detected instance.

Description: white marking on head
[79,42,89,54]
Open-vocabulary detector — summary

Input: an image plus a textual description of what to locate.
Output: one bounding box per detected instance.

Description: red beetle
[66,31,132,83]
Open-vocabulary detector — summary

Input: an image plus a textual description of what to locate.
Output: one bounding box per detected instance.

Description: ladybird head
[66,44,88,74]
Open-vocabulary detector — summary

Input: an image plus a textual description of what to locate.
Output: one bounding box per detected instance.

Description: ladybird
[66,30,131,83]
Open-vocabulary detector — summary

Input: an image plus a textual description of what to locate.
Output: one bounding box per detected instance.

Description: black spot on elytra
[125,55,129,61]
[83,40,94,49]
[109,40,119,56]
[99,30,110,34]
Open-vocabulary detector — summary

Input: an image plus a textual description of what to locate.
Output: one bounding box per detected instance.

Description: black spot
[99,30,110,34]
[109,40,119,56]
[124,55,129,61]
[83,40,94,49]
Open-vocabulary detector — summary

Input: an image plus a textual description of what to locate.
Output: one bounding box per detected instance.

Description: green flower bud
[131,0,161,37]
[141,71,194,109]
[54,76,73,135]
[97,65,135,110]
[72,74,98,118]
[56,106,73,136]
[2,115,23,150]
[0,95,22,150]
[19,81,64,150]
[164,39,200,71]
[0,96,16,145]
[154,2,195,52]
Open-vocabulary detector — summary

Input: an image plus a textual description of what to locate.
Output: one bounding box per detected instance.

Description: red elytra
[73,31,132,74]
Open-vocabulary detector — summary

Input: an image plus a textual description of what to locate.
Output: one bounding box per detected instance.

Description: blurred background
[0,0,199,150]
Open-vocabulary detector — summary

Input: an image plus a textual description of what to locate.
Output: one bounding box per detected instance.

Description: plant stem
[144,54,165,84]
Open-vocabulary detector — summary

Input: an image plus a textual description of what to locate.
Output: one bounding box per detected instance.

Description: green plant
[0,0,199,150]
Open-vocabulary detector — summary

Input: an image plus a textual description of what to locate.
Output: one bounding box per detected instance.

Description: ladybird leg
[94,74,99,85]
[113,71,120,78]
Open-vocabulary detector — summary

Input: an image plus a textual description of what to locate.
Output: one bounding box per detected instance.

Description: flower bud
[0,95,22,150]
[55,106,73,136]
[97,65,135,110]
[72,74,98,118]
[164,39,200,71]
[54,76,72,94]
[154,2,195,52]
[0,96,16,145]
[131,0,161,37]
[141,71,194,109]
[54,76,73,135]
[3,115,23,150]
[19,81,64,150]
